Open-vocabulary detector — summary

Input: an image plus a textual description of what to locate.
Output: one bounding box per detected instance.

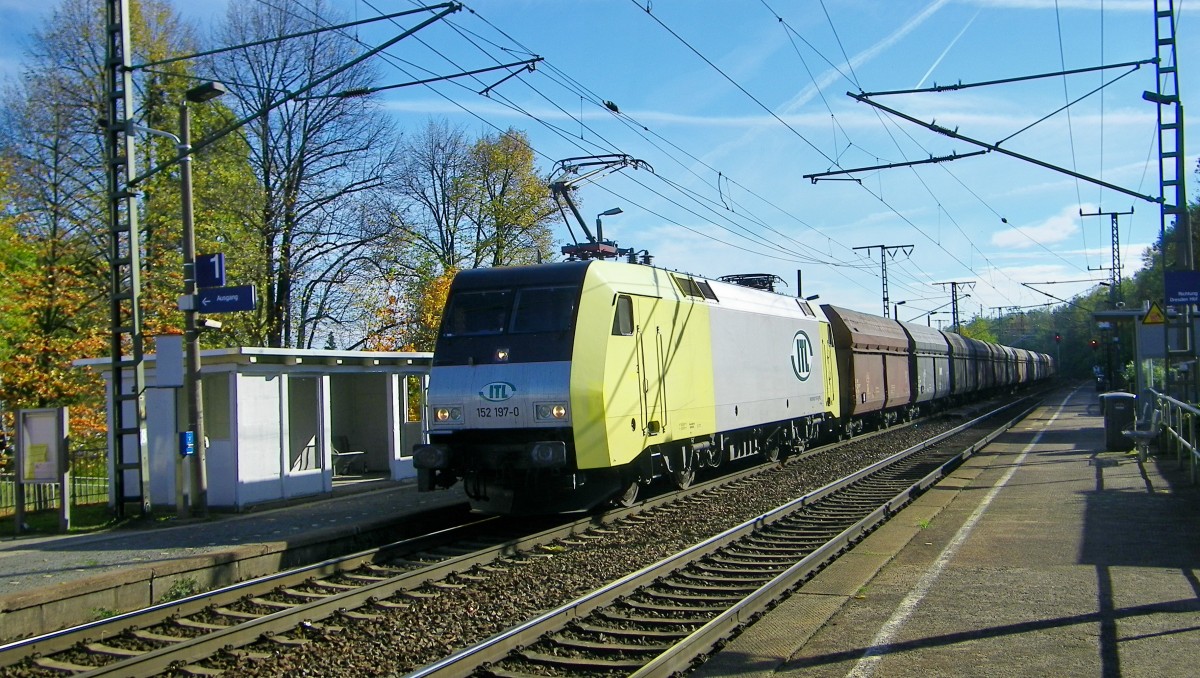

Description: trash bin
[1099,392,1137,451]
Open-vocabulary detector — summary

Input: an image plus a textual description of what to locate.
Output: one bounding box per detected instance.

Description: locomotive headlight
[528,442,567,467]
[413,444,451,469]
[433,406,463,424]
[495,347,510,362]
[535,402,569,421]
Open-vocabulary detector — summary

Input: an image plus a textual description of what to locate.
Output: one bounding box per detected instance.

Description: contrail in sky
[780,0,951,113]
[915,9,980,89]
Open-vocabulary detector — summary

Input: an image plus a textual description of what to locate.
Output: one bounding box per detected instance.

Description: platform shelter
[78,345,433,511]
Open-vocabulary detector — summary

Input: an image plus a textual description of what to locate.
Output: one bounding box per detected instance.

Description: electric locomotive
[413,260,838,514]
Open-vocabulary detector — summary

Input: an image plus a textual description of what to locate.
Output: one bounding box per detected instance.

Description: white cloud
[991,204,1084,249]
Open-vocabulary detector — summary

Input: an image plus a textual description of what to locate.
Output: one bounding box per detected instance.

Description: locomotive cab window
[671,274,719,302]
[612,295,634,336]
[511,286,577,334]
[442,290,512,337]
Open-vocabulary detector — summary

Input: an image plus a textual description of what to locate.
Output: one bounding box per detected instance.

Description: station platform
[697,384,1200,677]
[0,477,468,643]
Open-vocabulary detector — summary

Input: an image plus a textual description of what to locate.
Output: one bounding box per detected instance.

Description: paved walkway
[697,385,1200,677]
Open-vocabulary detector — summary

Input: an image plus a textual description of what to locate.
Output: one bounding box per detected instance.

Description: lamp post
[181,81,226,517]
[894,300,907,320]
[596,207,622,243]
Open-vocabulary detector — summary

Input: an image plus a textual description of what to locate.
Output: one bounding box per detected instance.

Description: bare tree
[391,121,556,272]
[211,0,400,348]
[369,122,557,352]
[392,118,476,272]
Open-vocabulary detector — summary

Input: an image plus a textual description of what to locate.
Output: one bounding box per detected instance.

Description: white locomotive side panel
[706,281,828,433]
[427,362,571,430]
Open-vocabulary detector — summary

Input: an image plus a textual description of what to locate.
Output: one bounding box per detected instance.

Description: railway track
[411,397,1039,677]
[0,397,1026,676]
[0,438,805,676]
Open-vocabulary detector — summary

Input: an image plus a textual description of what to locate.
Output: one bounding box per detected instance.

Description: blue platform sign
[197,285,257,313]
[1165,271,1200,305]
[179,430,195,457]
[196,253,226,289]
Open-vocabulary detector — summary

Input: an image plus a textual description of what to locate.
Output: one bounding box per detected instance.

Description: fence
[0,443,110,518]
[1148,389,1200,485]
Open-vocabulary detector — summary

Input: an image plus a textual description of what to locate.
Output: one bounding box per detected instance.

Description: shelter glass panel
[287,376,321,472]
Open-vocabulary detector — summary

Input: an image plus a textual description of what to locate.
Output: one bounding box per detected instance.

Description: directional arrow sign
[196,285,257,313]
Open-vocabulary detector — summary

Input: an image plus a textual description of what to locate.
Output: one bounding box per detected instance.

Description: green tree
[464,129,557,267]
[133,4,260,345]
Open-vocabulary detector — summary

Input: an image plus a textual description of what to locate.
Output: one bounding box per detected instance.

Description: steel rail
[632,398,1040,677]
[408,397,1039,677]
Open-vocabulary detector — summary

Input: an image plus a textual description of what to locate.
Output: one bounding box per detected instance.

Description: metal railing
[1,442,111,519]
[1,475,110,518]
[1147,389,1200,484]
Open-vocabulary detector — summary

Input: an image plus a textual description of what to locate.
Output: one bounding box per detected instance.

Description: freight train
[412,260,1053,514]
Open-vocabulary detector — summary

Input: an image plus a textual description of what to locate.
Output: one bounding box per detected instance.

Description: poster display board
[14,407,69,533]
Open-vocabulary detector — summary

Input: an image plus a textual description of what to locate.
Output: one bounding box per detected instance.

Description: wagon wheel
[615,480,640,507]
[670,466,696,490]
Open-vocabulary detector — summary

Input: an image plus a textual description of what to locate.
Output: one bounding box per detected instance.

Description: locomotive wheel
[670,466,696,490]
[616,480,640,507]
[763,444,781,463]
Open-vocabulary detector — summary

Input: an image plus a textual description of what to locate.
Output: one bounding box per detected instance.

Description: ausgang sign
[196,285,257,313]
[1165,270,1200,305]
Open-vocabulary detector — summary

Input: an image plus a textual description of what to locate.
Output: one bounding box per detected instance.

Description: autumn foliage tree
[362,267,456,352]
[0,0,255,452]
[0,158,108,448]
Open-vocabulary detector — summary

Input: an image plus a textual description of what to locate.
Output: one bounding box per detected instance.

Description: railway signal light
[1089,339,1099,351]
[1054,333,1061,344]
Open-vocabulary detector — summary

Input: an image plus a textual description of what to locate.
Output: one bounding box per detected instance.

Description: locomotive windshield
[511,287,577,334]
[441,286,578,337]
[442,290,513,336]
[433,265,586,366]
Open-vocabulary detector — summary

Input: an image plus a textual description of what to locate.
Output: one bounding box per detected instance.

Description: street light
[181,81,227,518]
[893,300,906,320]
[596,207,622,243]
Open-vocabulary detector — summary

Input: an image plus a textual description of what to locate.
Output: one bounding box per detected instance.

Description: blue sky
[1,0,1194,325]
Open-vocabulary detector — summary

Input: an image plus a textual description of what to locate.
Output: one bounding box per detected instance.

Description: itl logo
[791,330,813,381]
[480,381,517,402]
